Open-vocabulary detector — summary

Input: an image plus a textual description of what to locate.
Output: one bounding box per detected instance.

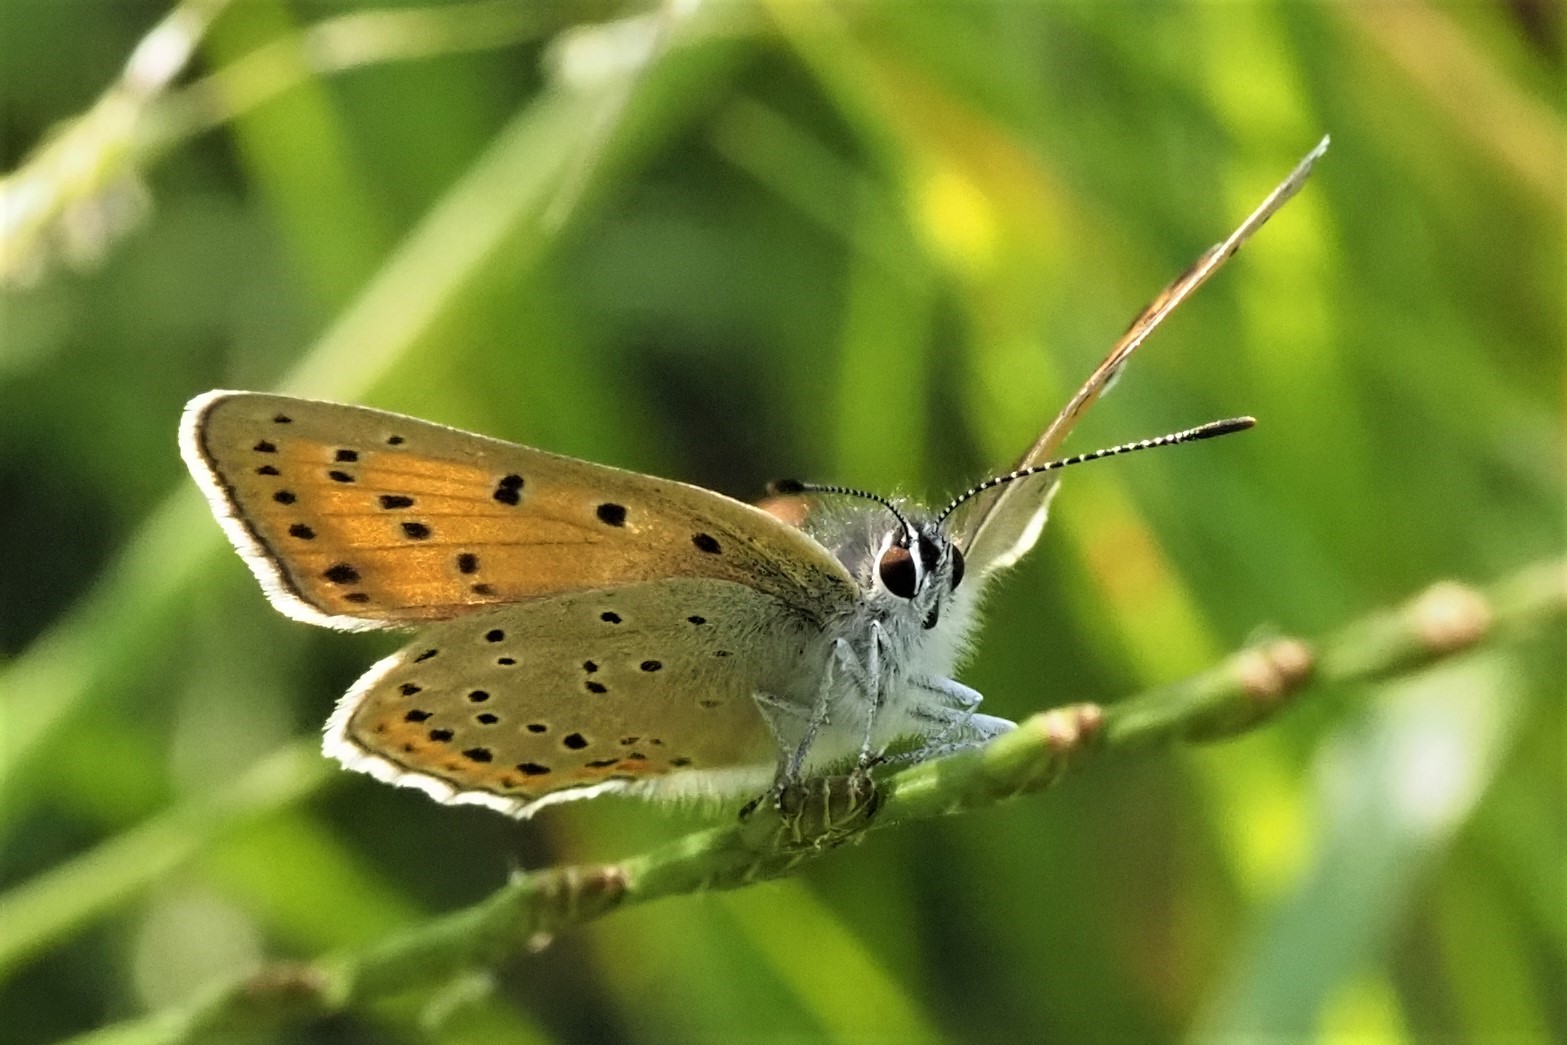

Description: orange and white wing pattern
[180,392,859,631]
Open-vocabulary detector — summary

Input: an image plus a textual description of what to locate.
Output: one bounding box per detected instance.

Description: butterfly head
[871,521,966,630]
[769,479,967,631]
[775,415,1258,632]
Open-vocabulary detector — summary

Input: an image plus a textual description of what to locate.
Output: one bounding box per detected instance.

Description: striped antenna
[768,478,918,543]
[935,416,1256,527]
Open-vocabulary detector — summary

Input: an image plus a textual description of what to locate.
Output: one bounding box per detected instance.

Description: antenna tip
[767,478,809,496]
[1195,416,1257,439]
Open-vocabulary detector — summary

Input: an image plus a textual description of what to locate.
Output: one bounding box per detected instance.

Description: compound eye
[878,544,918,599]
[950,545,966,591]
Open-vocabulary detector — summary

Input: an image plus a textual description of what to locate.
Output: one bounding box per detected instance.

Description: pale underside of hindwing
[325,578,831,816]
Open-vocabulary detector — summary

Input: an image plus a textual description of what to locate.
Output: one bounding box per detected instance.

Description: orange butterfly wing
[180,391,858,631]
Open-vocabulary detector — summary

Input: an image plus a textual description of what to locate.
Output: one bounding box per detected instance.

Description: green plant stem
[50,556,1566,1045]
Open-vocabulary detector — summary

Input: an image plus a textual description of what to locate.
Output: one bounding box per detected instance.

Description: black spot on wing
[493,474,524,505]
[323,563,359,584]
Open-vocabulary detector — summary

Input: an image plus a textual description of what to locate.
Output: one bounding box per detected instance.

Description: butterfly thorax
[794,502,985,763]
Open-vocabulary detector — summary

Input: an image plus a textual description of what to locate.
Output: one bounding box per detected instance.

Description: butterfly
[180,138,1326,818]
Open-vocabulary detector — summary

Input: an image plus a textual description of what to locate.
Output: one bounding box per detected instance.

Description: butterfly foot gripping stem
[741,768,883,851]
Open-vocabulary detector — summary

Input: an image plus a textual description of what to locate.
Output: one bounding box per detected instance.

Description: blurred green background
[1,1,1562,1042]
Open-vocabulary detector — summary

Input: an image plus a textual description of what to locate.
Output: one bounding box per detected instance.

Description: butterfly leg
[752,690,806,752]
[796,630,889,768]
[741,640,890,839]
[772,647,847,788]
[855,621,887,766]
[753,688,827,780]
[743,686,830,819]
[876,677,1013,767]
[876,723,1014,766]
[775,632,881,784]
[910,675,984,741]
[747,635,890,824]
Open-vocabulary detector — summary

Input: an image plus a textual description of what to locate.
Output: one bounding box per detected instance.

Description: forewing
[955,137,1329,577]
[180,391,858,630]
[324,579,810,816]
